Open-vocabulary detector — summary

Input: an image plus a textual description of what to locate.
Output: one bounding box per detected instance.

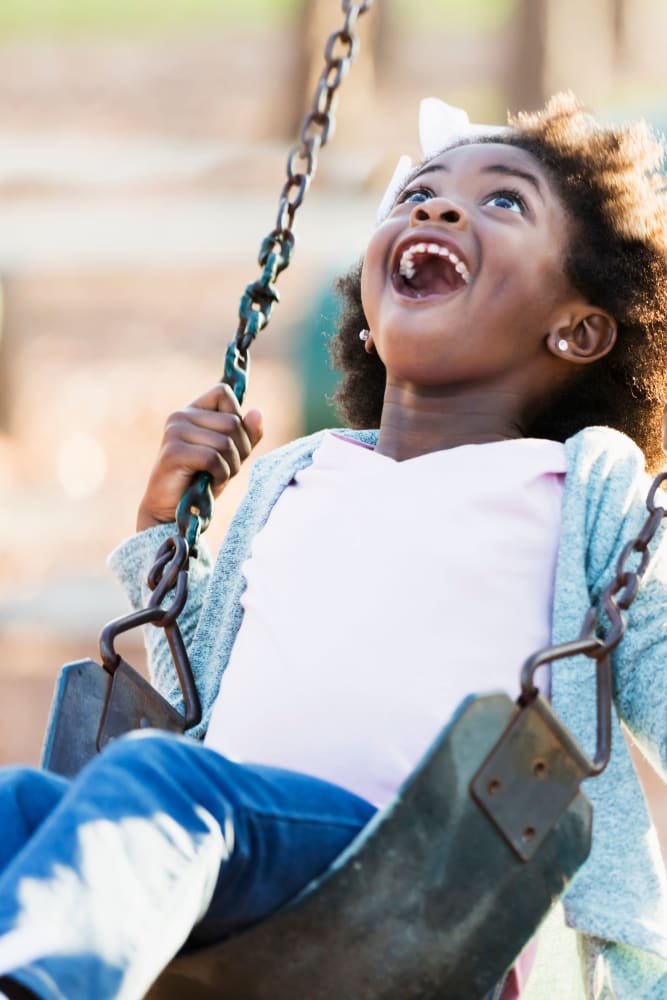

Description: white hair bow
[376,98,506,221]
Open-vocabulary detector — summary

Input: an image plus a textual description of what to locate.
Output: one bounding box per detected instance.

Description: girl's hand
[136,384,263,532]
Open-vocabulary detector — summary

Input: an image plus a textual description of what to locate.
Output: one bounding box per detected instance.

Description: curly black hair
[329,92,667,473]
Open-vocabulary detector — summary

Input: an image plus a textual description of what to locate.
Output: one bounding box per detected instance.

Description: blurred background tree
[508,0,667,111]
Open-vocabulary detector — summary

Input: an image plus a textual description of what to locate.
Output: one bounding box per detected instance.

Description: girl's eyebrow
[409,162,448,182]
[481,164,545,201]
[408,161,545,202]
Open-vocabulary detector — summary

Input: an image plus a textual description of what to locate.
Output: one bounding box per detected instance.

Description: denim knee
[0,766,68,819]
[0,766,68,871]
[75,730,236,842]
[0,766,37,799]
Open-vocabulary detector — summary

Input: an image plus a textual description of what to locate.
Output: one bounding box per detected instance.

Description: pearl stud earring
[359,329,370,342]
[558,339,568,352]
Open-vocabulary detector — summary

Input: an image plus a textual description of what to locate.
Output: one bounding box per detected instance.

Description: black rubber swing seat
[140,692,592,1000]
[41,655,592,998]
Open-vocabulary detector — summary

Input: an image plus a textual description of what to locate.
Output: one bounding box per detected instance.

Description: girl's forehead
[412,141,551,191]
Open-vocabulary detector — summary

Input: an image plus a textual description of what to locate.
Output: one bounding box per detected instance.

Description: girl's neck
[374,384,526,461]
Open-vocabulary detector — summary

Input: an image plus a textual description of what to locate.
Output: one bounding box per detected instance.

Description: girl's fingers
[162,428,243,485]
[166,411,252,463]
[163,442,234,496]
[187,382,243,416]
[186,383,264,448]
[166,388,264,459]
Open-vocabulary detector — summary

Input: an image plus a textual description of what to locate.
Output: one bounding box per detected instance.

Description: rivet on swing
[522,826,537,843]
[532,759,547,778]
[487,777,502,796]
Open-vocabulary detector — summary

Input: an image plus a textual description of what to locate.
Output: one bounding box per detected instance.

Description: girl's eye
[397,187,433,206]
[483,189,526,214]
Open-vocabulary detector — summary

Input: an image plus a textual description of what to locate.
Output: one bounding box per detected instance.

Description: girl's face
[361,141,582,398]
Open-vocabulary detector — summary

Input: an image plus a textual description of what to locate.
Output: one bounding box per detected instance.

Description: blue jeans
[0,731,376,1000]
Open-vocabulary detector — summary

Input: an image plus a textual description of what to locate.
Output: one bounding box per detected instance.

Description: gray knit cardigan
[109,425,667,987]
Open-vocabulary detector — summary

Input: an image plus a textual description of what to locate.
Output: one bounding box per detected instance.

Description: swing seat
[42,653,593,998]
[142,692,592,1000]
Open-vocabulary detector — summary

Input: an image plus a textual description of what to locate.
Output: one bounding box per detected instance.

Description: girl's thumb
[244,408,264,447]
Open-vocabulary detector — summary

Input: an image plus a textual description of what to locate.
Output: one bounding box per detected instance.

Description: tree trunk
[0,279,11,433]
[508,0,616,111]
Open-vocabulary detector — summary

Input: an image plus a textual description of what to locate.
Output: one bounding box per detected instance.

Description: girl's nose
[410,197,467,230]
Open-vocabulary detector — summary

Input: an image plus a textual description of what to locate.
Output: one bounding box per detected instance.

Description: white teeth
[397,241,470,284]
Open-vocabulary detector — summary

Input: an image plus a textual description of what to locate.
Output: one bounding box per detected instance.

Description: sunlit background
[0,0,666,844]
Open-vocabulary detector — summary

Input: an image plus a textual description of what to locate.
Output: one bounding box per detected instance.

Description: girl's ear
[545,309,617,365]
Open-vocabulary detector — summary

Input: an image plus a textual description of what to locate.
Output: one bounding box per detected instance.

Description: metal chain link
[224,0,375,406]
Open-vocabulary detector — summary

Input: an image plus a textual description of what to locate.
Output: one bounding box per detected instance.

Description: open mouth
[391,241,470,299]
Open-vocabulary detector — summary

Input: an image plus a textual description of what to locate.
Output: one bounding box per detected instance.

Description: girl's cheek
[360,258,373,315]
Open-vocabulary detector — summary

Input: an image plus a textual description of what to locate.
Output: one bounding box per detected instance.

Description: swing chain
[223,0,375,407]
[146,535,191,626]
[178,0,374,556]
[586,470,667,657]
[99,536,191,667]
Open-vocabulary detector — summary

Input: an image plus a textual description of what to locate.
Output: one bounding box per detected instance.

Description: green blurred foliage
[392,0,518,30]
[0,0,299,37]
[0,0,519,38]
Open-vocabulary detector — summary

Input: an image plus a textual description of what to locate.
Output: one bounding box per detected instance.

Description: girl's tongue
[407,256,461,295]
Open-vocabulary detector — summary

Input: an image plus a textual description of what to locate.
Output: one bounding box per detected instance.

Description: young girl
[0,91,666,1000]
